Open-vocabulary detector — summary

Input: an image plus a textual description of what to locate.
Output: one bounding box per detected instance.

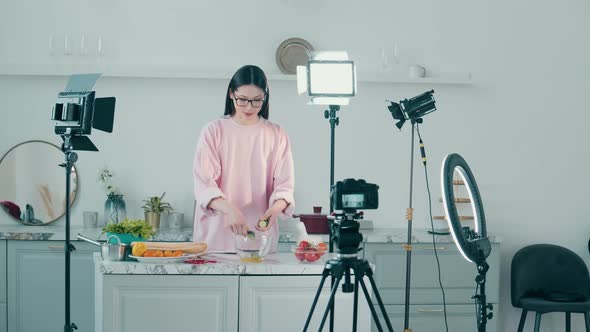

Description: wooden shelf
[0,64,474,85]
[438,197,471,203]
[433,215,475,221]
[363,71,473,85]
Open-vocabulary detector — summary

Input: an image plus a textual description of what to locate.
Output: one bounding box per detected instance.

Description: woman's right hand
[226,206,249,236]
[208,198,250,236]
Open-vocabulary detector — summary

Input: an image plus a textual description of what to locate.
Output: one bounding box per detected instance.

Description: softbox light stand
[326,105,339,215]
[387,90,436,332]
[52,73,115,332]
[61,133,78,332]
[325,104,340,332]
[297,54,357,331]
[402,119,421,332]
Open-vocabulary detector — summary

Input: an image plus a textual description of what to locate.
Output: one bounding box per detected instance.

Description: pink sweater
[192,116,295,252]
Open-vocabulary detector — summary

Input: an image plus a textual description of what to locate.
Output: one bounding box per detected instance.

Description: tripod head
[330,209,364,256]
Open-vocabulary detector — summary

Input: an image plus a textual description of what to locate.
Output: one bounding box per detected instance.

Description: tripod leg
[353,276,359,332]
[357,276,386,332]
[330,275,335,332]
[365,272,395,332]
[303,270,331,332]
[318,274,343,332]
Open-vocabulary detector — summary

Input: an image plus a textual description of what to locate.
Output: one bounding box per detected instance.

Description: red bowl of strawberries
[292,240,328,263]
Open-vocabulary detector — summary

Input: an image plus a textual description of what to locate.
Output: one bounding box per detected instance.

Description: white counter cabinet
[376,304,496,331]
[0,241,6,332]
[364,242,500,332]
[6,240,99,332]
[100,275,239,332]
[239,275,371,332]
[96,253,372,332]
[0,227,501,332]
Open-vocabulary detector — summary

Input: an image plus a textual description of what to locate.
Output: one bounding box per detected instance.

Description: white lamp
[297,51,357,105]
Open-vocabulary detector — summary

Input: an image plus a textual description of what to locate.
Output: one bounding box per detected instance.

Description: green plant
[141,192,173,214]
[102,218,156,239]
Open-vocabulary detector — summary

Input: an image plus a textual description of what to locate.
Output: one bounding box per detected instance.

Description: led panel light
[296,51,356,106]
[308,61,356,97]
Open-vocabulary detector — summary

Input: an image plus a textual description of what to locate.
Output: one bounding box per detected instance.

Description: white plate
[128,254,204,264]
[275,37,314,74]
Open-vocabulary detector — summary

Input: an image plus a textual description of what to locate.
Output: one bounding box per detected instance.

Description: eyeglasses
[232,93,265,108]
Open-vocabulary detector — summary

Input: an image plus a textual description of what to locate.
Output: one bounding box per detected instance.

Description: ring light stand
[441,153,493,332]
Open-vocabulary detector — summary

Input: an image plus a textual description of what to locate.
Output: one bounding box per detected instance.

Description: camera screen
[342,194,364,208]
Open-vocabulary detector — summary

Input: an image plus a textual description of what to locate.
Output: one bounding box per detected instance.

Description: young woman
[192,65,295,252]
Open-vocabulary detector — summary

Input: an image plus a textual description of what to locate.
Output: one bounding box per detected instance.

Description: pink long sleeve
[192,116,295,252]
[193,123,225,216]
[269,131,295,218]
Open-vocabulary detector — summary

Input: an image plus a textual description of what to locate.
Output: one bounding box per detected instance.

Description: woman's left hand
[256,199,288,232]
[255,208,277,232]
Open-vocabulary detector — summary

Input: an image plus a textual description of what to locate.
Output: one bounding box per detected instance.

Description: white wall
[0,147,16,201]
[1,0,589,330]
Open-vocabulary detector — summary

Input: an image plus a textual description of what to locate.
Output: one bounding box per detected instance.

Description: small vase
[104,194,127,224]
[145,211,161,229]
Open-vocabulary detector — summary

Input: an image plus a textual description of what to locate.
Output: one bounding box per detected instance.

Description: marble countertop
[96,252,332,275]
[0,225,193,241]
[280,228,502,244]
[0,225,503,243]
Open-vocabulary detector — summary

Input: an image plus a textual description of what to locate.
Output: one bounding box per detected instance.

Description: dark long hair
[224,65,270,119]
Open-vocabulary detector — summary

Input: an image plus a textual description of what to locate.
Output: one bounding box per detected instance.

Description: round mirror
[0,140,78,225]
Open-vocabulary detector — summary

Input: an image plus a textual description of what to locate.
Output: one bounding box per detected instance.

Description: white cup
[83,211,98,228]
[168,212,184,229]
[409,65,426,78]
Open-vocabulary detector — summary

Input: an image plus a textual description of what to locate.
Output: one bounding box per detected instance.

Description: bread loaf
[131,241,207,254]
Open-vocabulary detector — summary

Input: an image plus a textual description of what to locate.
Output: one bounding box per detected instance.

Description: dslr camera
[331,178,379,211]
[330,179,379,256]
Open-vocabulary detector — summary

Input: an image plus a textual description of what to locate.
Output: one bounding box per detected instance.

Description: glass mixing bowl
[234,233,272,263]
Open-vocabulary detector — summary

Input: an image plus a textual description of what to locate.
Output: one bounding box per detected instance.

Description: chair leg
[534,312,542,332]
[584,312,590,332]
[517,310,528,332]
[566,312,571,332]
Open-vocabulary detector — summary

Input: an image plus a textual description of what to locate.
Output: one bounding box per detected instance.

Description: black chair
[511,244,590,332]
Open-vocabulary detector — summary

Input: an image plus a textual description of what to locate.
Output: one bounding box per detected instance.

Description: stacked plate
[275,38,314,75]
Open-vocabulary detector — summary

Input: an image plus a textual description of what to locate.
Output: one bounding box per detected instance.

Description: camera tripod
[303,212,394,332]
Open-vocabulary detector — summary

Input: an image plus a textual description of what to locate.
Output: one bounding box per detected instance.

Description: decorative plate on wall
[275,38,314,75]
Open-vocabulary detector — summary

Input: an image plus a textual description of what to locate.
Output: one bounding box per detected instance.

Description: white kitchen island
[95,253,372,332]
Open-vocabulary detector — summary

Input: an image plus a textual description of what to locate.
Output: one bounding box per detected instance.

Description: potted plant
[102,218,156,244]
[142,192,173,229]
